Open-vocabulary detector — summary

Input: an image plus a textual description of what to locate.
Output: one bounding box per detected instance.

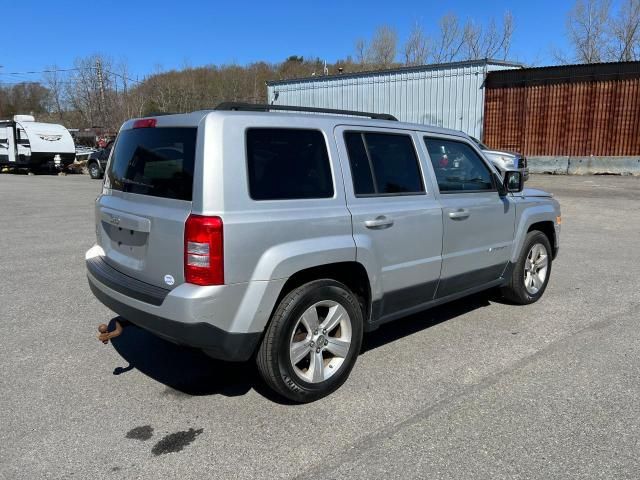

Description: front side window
[246,128,333,200]
[424,138,495,193]
[344,132,424,196]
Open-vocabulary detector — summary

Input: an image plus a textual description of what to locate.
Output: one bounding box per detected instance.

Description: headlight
[501,157,515,168]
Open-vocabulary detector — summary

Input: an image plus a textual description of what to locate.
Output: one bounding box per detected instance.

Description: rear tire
[88,161,102,179]
[502,230,552,305]
[256,279,363,403]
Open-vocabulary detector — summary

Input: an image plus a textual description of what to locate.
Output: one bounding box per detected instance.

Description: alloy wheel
[289,300,352,383]
[524,243,549,295]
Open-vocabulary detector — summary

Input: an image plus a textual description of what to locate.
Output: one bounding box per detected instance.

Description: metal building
[483,61,640,156]
[266,59,521,138]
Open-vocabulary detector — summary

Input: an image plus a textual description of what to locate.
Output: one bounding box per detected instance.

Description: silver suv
[86,103,561,402]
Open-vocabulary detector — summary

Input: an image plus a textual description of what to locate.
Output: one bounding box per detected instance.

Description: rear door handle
[448,209,470,220]
[365,215,394,229]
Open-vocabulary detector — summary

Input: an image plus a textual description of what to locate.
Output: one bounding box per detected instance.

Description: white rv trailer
[0,115,75,170]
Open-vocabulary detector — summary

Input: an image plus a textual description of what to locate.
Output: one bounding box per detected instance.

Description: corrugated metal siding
[267,61,519,138]
[484,63,640,156]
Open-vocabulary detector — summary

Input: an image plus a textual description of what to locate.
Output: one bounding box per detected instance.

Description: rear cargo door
[96,125,197,289]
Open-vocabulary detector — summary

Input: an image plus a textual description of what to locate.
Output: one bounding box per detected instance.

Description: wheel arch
[511,205,558,263]
[527,221,557,256]
[273,262,372,325]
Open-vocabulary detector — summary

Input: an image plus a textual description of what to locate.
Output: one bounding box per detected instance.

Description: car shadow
[109,318,258,397]
[107,291,494,403]
[361,291,494,353]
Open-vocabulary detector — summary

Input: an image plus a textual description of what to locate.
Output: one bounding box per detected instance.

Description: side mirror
[504,170,524,193]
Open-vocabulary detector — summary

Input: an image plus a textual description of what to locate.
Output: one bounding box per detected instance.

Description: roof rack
[215,102,398,121]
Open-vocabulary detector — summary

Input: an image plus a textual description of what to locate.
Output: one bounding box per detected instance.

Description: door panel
[437,192,514,296]
[422,135,516,297]
[335,126,443,320]
[351,198,443,310]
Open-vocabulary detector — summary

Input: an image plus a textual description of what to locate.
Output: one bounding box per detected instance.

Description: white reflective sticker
[164,274,175,286]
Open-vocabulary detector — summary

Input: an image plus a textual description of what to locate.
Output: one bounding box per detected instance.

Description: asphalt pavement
[0,173,638,479]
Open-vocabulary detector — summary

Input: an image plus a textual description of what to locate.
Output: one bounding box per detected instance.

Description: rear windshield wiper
[120,178,154,189]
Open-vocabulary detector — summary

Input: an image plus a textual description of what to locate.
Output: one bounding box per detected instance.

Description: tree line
[0,0,638,132]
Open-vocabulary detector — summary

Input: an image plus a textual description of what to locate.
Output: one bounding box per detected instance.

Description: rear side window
[344,132,424,196]
[106,127,197,201]
[424,137,495,193]
[246,128,333,200]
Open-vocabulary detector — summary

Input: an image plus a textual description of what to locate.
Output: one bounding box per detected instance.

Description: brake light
[133,118,157,129]
[184,215,224,285]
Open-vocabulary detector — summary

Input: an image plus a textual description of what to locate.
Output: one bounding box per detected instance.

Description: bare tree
[550,44,573,64]
[367,25,398,66]
[462,20,483,60]
[501,12,515,60]
[355,38,367,65]
[404,23,430,66]
[66,56,102,126]
[566,0,612,63]
[485,12,514,60]
[43,65,65,121]
[608,0,640,61]
[432,13,465,63]
[462,12,514,60]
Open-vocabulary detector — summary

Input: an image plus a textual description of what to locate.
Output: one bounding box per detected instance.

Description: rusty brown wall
[483,77,640,156]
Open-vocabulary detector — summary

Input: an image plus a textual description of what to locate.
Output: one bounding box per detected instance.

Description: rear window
[246,128,333,200]
[106,127,197,201]
[344,132,424,196]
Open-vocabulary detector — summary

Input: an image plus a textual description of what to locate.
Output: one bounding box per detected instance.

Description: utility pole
[96,59,106,126]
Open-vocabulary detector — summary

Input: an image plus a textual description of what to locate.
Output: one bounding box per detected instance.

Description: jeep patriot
[86,103,561,402]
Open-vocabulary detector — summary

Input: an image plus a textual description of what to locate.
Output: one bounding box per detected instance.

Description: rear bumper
[88,278,260,361]
[86,252,264,361]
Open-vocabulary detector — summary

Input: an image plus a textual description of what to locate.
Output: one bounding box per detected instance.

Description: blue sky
[2,0,581,82]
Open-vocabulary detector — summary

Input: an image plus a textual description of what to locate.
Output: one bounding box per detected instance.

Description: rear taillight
[184,214,223,286]
[133,118,157,129]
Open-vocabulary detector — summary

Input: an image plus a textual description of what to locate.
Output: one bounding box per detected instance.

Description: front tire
[502,230,552,305]
[88,161,102,179]
[256,279,363,403]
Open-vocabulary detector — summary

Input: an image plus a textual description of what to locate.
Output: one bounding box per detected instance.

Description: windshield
[470,136,489,150]
[106,127,197,201]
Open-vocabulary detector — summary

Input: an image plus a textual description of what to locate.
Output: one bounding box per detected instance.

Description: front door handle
[448,209,470,220]
[365,215,394,229]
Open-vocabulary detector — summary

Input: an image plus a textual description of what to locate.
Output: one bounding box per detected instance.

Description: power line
[0,68,79,76]
[0,80,82,86]
[0,66,141,84]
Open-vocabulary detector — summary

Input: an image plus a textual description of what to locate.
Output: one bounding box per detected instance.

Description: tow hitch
[97,320,124,344]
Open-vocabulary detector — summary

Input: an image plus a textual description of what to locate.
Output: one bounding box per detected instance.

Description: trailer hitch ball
[97,320,123,344]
